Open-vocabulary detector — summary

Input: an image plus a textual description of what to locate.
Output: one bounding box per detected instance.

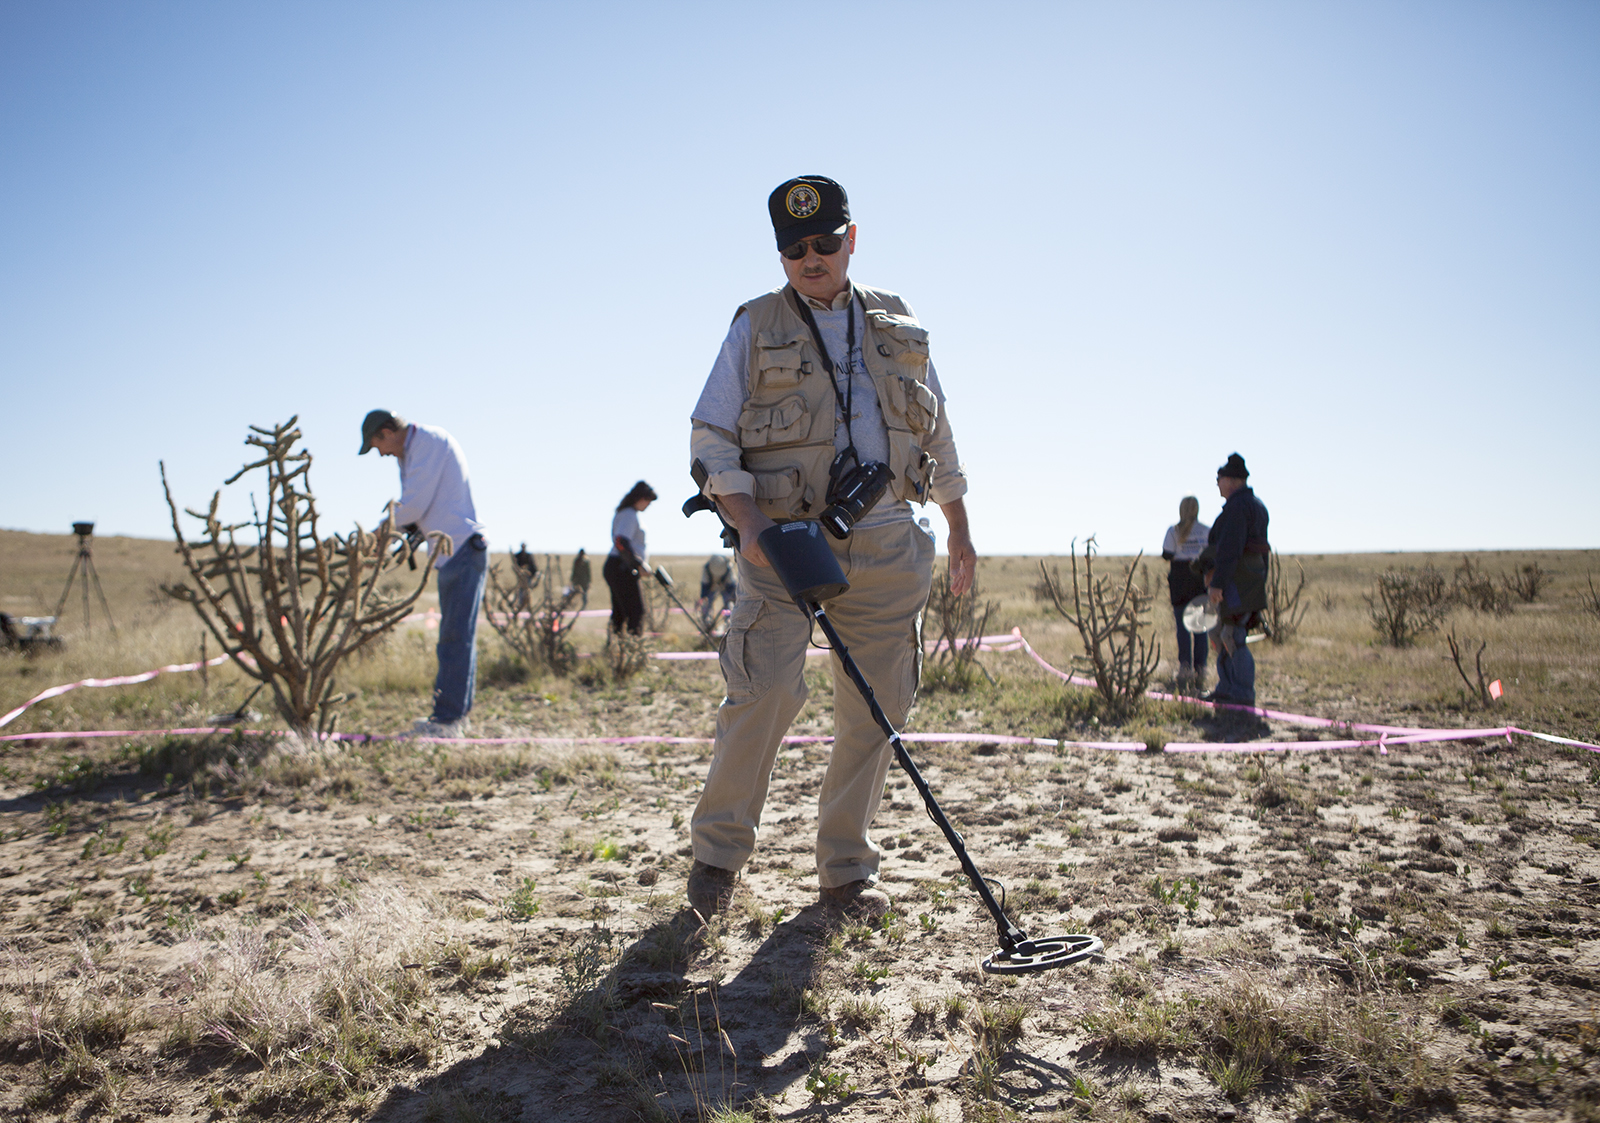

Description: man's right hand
[715,493,775,567]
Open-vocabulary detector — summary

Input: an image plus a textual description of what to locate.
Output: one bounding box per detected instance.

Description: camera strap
[789,285,860,463]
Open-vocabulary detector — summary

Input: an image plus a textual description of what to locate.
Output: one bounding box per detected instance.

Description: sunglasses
[780,233,846,260]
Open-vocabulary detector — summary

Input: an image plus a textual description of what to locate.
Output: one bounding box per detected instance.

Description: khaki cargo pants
[690,518,934,889]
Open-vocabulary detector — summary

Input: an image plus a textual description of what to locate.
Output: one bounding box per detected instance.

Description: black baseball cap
[359,409,402,455]
[768,175,850,252]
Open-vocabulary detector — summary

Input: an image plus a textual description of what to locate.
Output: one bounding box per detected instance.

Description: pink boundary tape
[3,629,1594,754]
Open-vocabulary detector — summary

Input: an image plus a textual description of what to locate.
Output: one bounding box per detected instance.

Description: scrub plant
[1366,568,1449,647]
[1264,553,1309,644]
[1582,573,1600,620]
[484,553,583,676]
[1445,628,1498,708]
[1502,562,1549,604]
[160,418,439,738]
[924,562,997,691]
[1452,556,1512,616]
[1037,537,1159,717]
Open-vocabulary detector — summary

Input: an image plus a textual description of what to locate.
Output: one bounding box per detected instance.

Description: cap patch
[785,184,820,219]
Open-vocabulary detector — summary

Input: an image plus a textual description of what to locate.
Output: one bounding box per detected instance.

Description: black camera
[820,459,893,540]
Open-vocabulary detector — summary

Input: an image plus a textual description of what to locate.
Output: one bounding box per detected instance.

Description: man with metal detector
[684,175,975,922]
[697,553,737,632]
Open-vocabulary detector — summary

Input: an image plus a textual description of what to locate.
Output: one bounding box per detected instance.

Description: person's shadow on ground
[365,902,849,1122]
[1194,704,1273,742]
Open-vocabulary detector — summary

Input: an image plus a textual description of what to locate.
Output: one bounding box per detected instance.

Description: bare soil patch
[3,536,1600,1122]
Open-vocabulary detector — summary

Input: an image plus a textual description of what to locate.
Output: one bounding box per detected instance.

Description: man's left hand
[939,498,976,597]
[1208,587,1224,606]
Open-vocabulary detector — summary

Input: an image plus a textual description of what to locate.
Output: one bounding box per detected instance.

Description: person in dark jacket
[1202,452,1270,705]
[569,549,591,609]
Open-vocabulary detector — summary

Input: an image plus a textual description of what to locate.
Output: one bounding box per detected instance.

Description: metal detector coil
[761,522,1102,976]
[1182,594,1218,635]
[984,933,1104,974]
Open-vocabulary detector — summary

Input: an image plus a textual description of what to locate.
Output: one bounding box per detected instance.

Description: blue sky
[2,1,1596,559]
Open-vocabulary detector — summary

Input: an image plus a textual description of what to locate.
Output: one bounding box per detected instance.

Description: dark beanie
[1217,453,1249,479]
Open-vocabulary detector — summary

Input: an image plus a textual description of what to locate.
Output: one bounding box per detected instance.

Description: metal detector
[650,565,720,648]
[757,521,1104,974]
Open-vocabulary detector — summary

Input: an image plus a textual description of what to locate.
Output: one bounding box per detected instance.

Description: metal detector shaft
[805,601,1029,954]
[653,567,720,648]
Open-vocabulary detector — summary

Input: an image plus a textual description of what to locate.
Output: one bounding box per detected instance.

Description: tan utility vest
[736,283,940,520]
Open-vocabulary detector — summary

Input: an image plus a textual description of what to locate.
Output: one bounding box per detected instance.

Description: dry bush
[160,418,438,738]
[1501,562,1550,604]
[1445,627,1498,708]
[1451,556,1512,616]
[599,629,651,684]
[1585,574,1600,620]
[484,553,583,677]
[924,562,997,692]
[1037,537,1159,717]
[1264,554,1310,644]
[1365,568,1450,647]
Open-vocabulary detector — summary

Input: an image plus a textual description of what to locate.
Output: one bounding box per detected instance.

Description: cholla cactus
[160,417,443,738]
[485,553,583,676]
[1037,537,1159,717]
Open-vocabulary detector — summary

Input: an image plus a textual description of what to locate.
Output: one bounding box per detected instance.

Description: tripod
[53,522,117,636]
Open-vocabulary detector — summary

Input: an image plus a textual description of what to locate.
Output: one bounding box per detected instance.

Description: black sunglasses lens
[781,234,844,260]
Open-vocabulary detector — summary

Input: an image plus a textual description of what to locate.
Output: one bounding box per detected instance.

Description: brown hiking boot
[819,879,890,921]
[687,860,737,918]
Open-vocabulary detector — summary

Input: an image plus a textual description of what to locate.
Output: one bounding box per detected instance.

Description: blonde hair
[1175,496,1200,545]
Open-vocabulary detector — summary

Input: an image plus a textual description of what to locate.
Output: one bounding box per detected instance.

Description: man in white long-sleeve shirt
[360,409,488,736]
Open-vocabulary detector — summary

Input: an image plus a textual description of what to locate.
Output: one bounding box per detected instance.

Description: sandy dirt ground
[4,670,1600,1122]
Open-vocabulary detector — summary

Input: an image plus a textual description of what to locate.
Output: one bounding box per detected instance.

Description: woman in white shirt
[604,481,657,635]
[1161,496,1211,686]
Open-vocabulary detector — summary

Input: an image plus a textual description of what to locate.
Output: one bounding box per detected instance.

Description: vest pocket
[867,312,930,368]
[886,431,937,503]
[901,376,939,434]
[754,334,809,389]
[749,467,814,517]
[737,395,810,447]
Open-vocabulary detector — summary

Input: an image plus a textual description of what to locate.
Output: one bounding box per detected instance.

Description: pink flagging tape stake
[1490,680,1504,700]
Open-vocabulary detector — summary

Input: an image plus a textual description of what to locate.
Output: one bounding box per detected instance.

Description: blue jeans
[1173,614,1208,672]
[432,535,487,722]
[1213,623,1255,703]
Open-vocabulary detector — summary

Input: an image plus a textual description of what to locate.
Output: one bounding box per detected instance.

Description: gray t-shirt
[609,507,646,563]
[692,296,950,530]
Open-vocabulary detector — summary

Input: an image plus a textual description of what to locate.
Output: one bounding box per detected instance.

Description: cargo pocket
[737,395,810,448]
[750,467,816,517]
[886,431,936,503]
[867,312,930,369]
[754,332,810,390]
[719,597,769,701]
[900,376,939,435]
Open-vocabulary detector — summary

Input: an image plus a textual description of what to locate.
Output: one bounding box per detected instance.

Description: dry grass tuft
[1085,970,1453,1115]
